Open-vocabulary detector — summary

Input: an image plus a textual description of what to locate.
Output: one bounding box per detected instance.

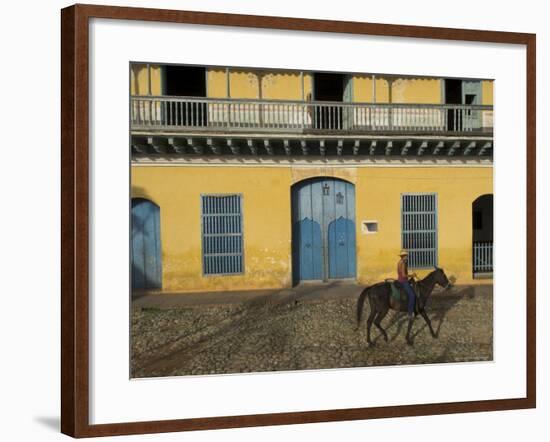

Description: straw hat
[398,249,409,256]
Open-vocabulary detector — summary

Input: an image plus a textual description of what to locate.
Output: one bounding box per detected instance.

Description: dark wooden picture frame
[61,3,536,438]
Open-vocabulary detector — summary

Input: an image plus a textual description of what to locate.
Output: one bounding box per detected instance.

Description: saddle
[385,278,419,310]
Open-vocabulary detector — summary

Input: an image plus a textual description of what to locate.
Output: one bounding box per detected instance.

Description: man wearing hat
[397,250,417,319]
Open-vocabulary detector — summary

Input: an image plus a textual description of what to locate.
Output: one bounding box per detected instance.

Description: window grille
[201,194,244,275]
[473,242,493,273]
[401,193,438,268]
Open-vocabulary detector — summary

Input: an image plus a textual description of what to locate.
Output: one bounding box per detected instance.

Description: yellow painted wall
[352,76,390,102]
[391,78,442,104]
[132,165,493,293]
[150,66,162,95]
[207,70,441,103]
[206,68,312,100]
[482,80,494,105]
[353,167,492,284]
[130,64,162,95]
[132,167,293,292]
[261,72,311,100]
[206,69,227,98]
[227,70,260,99]
[352,76,441,104]
[130,64,148,95]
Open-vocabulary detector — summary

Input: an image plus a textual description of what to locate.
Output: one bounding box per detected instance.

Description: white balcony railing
[473,242,493,273]
[131,96,493,134]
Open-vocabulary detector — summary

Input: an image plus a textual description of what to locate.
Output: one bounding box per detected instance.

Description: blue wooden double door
[131,198,162,289]
[292,178,356,283]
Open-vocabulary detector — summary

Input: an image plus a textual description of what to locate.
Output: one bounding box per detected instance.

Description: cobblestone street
[131,283,493,378]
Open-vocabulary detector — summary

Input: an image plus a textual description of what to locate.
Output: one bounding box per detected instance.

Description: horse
[356,267,452,346]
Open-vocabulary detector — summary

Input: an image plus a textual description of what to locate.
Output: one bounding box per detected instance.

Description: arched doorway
[291,177,356,283]
[472,194,493,276]
[131,198,162,289]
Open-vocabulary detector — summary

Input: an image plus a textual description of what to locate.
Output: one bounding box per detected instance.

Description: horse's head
[432,266,452,290]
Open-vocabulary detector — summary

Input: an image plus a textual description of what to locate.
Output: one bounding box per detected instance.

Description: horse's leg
[374,308,389,342]
[406,316,414,346]
[419,308,437,338]
[366,309,377,346]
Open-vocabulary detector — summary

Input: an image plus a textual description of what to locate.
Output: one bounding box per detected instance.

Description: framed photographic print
[61,3,536,438]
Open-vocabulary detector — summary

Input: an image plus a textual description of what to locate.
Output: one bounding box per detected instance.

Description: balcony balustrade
[130,96,493,135]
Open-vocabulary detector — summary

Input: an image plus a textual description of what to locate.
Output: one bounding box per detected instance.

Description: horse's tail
[356,286,372,326]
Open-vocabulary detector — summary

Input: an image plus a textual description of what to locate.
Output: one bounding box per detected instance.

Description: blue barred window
[201,194,244,275]
[401,193,438,268]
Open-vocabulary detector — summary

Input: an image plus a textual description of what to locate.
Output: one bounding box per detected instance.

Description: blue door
[131,198,162,289]
[328,217,356,279]
[293,217,323,281]
[292,178,356,282]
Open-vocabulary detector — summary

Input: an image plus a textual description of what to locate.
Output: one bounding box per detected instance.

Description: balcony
[130,96,493,159]
[131,96,493,135]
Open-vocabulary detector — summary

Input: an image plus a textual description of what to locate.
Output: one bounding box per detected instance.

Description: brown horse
[356,267,451,346]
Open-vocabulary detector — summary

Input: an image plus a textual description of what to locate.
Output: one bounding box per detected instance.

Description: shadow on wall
[131,185,153,202]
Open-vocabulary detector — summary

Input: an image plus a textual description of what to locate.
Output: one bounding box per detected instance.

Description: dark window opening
[473,210,483,230]
[445,79,463,131]
[164,65,206,97]
[472,194,493,274]
[314,73,344,101]
[163,65,207,127]
[445,79,462,104]
[472,195,493,243]
[464,94,476,105]
[313,73,344,130]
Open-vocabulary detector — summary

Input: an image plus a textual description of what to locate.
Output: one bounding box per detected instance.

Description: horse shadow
[374,285,476,344]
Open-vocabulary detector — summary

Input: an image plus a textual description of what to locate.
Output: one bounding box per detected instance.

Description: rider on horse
[397,249,417,319]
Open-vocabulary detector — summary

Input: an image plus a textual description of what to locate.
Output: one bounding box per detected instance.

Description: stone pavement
[131,284,493,378]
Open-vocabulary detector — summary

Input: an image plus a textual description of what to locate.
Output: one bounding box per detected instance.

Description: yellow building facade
[130,64,494,293]
[131,64,493,105]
